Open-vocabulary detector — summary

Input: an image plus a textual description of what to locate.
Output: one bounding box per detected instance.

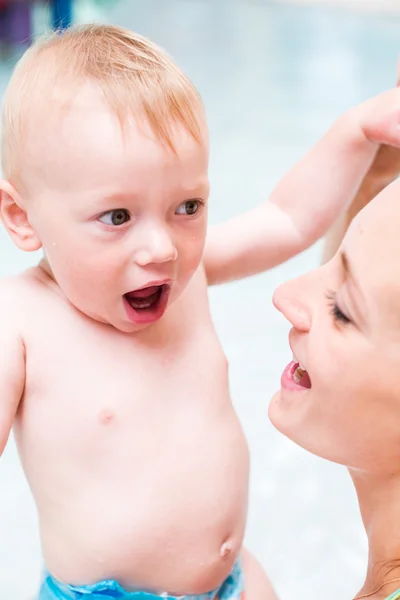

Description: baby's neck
[350,468,400,599]
[38,256,54,280]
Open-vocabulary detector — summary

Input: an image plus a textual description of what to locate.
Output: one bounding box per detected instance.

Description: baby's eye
[175,200,201,216]
[98,209,130,226]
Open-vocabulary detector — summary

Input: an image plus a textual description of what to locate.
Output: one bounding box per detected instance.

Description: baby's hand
[363,143,400,191]
[359,86,400,147]
[359,62,400,185]
[360,59,400,148]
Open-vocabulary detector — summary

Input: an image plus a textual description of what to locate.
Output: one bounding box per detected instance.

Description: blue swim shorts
[39,559,245,600]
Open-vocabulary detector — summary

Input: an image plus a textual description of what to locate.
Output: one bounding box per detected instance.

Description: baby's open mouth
[123,283,170,324]
[125,285,164,310]
[293,362,312,389]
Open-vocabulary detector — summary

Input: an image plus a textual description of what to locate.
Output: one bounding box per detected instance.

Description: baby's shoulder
[0,275,30,340]
[0,273,28,302]
[0,268,49,317]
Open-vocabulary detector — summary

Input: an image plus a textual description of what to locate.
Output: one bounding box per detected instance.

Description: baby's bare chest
[19,301,234,454]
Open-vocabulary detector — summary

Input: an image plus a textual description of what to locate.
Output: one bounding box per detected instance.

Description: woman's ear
[0,180,42,252]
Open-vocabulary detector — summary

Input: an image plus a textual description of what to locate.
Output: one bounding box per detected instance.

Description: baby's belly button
[220,539,234,559]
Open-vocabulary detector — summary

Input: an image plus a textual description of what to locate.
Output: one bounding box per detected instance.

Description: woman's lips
[281,360,312,391]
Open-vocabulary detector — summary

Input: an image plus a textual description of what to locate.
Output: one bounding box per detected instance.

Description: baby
[1,23,400,600]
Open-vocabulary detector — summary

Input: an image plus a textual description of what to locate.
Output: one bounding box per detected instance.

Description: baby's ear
[0,181,42,252]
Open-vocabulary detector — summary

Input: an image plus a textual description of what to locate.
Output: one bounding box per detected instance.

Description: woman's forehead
[346,180,400,255]
[344,185,400,329]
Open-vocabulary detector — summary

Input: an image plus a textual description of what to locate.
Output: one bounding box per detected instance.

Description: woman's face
[270,181,400,474]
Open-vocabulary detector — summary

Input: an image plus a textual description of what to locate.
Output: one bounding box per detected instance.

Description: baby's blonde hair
[1,24,204,183]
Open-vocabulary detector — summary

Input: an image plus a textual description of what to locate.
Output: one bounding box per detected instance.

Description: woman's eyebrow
[340,250,367,324]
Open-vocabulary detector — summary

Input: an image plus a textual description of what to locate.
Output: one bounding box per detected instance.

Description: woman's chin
[269,387,309,433]
[269,389,346,465]
[269,390,288,433]
[268,388,317,452]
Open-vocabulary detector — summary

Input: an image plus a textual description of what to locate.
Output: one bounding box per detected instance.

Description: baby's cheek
[181,245,204,277]
[77,252,116,281]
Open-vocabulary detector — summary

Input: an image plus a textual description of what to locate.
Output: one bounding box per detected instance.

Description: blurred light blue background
[0,1,399,598]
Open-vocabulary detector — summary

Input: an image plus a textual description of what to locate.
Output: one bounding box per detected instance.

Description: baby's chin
[47,271,193,333]
[75,293,176,334]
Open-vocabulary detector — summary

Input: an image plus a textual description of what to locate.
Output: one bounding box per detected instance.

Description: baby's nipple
[99,409,115,425]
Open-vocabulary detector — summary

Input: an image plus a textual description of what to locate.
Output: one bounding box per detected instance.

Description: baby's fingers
[362,109,400,147]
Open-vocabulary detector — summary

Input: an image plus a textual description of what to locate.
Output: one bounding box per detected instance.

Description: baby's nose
[135,226,178,266]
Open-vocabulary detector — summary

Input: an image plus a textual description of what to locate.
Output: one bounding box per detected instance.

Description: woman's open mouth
[281,359,312,391]
[123,283,170,325]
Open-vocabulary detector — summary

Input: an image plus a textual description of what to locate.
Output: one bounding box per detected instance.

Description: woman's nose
[273,279,312,331]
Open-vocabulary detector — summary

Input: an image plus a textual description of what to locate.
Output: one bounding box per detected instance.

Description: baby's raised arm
[204,86,400,285]
[0,283,25,454]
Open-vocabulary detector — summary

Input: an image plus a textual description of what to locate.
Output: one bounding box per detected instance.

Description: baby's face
[25,84,210,332]
[270,180,400,474]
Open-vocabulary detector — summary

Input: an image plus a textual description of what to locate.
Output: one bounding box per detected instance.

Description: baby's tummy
[19,409,249,595]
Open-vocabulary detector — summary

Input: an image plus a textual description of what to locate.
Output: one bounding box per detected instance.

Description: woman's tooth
[294,367,304,384]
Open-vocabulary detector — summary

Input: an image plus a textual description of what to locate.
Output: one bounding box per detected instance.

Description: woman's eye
[331,304,351,324]
[175,200,201,216]
[98,209,130,226]
[325,291,351,325]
